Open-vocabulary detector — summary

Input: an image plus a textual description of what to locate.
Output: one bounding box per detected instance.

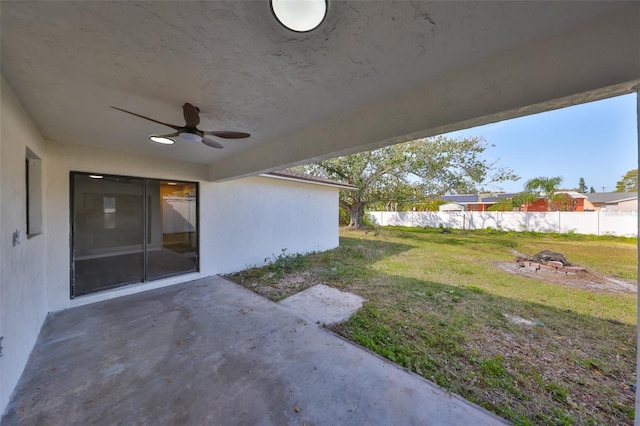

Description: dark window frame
[69,171,200,298]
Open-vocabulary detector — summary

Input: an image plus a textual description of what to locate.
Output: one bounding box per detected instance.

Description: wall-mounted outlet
[12,229,22,247]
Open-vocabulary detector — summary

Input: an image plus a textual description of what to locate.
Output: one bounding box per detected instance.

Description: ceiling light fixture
[270,0,328,33]
[149,136,175,145]
[89,175,104,179]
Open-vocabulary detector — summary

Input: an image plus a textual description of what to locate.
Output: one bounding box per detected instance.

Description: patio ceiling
[1,1,638,181]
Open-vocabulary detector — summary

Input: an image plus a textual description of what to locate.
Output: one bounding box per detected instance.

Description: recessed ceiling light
[270,0,328,33]
[149,136,175,145]
[167,182,177,186]
[89,175,103,179]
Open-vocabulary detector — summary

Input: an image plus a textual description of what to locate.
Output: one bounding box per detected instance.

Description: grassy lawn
[226,227,637,425]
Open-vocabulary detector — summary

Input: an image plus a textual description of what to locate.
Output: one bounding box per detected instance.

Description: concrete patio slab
[279,284,364,325]
[1,276,508,425]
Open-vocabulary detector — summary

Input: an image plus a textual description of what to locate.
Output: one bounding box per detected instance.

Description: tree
[489,176,565,212]
[549,193,577,212]
[615,169,638,192]
[489,192,538,211]
[300,136,518,228]
[524,176,563,205]
[578,177,588,193]
[589,186,596,193]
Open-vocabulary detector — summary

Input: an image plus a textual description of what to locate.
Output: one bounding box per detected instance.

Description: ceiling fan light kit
[149,136,175,145]
[179,132,202,143]
[270,0,328,33]
[111,103,250,149]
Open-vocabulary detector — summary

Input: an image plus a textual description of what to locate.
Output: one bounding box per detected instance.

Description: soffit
[1,2,636,177]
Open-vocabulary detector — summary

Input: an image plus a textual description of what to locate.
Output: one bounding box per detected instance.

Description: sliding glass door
[146,179,198,280]
[71,173,198,297]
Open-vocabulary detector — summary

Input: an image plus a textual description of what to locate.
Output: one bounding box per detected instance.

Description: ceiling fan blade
[111,106,180,130]
[201,137,224,149]
[152,132,180,138]
[183,103,200,127]
[203,131,250,139]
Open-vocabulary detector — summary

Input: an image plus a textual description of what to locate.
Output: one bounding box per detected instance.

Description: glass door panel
[146,181,198,280]
[72,174,144,295]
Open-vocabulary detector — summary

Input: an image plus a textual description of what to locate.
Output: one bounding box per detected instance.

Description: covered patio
[1,276,505,425]
[1,1,639,423]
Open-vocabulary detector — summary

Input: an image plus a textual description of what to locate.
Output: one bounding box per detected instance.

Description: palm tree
[488,176,563,211]
[524,176,564,210]
[524,176,563,197]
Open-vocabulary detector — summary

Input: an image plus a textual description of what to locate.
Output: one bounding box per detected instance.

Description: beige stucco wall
[45,144,211,311]
[44,147,340,312]
[609,199,638,212]
[210,175,339,275]
[0,76,50,413]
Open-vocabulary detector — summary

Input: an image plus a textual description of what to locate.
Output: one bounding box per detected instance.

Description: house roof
[440,193,518,204]
[440,195,478,203]
[1,2,638,182]
[586,192,638,204]
[556,191,588,199]
[263,170,356,190]
[479,193,519,203]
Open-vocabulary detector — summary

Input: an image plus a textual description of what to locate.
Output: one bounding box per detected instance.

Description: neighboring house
[1,1,638,418]
[439,202,467,211]
[440,191,590,212]
[522,191,590,212]
[586,192,638,212]
[439,193,517,211]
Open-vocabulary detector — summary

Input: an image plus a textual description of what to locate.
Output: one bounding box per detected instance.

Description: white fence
[367,211,638,237]
[162,196,196,233]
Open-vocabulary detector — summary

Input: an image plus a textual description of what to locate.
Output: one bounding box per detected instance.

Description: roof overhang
[262,171,356,190]
[605,197,638,204]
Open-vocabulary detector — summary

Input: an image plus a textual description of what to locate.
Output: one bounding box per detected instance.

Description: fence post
[558,211,561,233]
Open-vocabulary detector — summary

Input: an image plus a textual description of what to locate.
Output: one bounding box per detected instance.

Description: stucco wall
[45,144,211,311]
[0,77,49,413]
[608,199,638,212]
[209,176,339,274]
[44,147,340,312]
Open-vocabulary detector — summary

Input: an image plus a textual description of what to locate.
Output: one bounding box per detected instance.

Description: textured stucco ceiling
[1,1,639,180]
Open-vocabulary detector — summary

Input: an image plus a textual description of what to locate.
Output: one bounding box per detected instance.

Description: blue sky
[443,93,638,194]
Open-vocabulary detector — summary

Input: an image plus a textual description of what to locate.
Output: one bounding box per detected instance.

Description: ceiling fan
[111,103,250,148]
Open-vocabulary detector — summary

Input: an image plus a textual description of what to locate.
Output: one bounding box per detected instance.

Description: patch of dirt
[496,262,637,294]
[240,271,325,301]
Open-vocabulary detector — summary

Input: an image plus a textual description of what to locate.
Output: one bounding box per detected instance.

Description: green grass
[226,227,637,425]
